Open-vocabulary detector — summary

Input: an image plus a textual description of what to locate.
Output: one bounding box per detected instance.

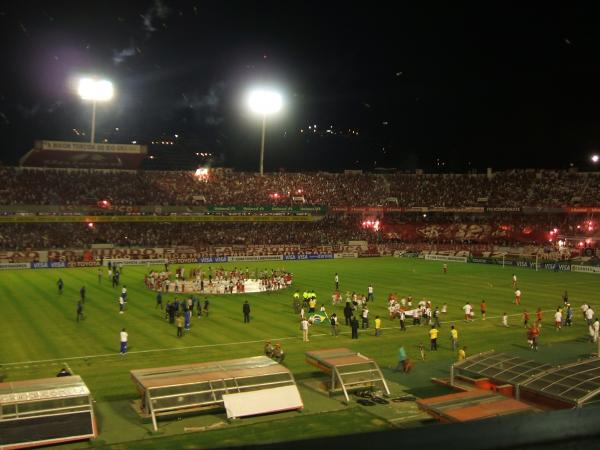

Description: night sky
[0,2,597,171]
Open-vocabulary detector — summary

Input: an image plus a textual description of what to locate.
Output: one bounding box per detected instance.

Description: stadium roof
[454,351,553,385]
[520,358,600,406]
[454,351,600,407]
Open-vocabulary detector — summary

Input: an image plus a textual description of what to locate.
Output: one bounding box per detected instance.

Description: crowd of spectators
[1,167,599,207]
[0,213,596,251]
[1,166,598,251]
[385,212,583,231]
[386,171,600,207]
[0,217,377,250]
[0,168,388,206]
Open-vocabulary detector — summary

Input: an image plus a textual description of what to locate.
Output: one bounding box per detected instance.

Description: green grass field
[1,257,598,449]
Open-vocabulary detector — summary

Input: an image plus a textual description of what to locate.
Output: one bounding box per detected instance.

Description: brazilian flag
[308,312,328,324]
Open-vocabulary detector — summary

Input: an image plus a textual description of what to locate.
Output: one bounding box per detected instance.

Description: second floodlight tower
[248,89,283,176]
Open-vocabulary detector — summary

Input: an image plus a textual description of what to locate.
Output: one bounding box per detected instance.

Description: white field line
[1,309,557,366]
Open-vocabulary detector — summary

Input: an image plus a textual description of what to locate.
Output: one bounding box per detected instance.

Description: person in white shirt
[399,310,406,331]
[334,273,339,290]
[463,303,473,322]
[413,308,421,326]
[554,308,562,330]
[330,313,338,336]
[301,318,310,342]
[512,274,517,288]
[514,289,522,305]
[593,318,600,343]
[367,285,374,302]
[120,328,128,354]
[319,304,328,318]
[361,306,369,328]
[581,303,589,320]
[502,312,509,327]
[425,307,432,325]
[119,296,124,314]
[585,307,594,325]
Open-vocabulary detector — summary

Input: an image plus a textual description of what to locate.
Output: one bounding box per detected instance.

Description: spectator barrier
[571,265,600,274]
[103,258,167,266]
[334,252,359,258]
[0,262,31,270]
[424,254,468,263]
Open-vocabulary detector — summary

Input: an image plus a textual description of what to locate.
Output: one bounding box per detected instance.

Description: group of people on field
[58,264,600,372]
[146,265,292,294]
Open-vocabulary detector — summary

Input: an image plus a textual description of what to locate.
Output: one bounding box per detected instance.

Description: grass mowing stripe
[1,309,554,365]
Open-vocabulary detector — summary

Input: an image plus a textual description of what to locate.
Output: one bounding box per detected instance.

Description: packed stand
[0,217,377,250]
[0,214,596,251]
[1,167,599,207]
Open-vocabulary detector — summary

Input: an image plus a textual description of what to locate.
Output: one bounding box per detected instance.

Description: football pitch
[1,257,598,449]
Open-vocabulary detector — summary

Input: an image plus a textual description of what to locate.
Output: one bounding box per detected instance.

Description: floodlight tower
[248,89,283,176]
[78,78,114,143]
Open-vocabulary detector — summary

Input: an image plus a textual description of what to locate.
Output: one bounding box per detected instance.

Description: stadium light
[247,89,283,176]
[592,154,599,163]
[78,78,114,144]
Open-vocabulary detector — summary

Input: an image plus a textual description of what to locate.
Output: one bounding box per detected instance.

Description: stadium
[2,161,600,449]
[1,3,600,450]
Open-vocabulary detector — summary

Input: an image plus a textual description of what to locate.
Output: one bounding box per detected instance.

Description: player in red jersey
[535,308,543,327]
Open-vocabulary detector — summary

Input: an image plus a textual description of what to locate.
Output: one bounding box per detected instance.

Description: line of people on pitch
[107,263,123,288]
[296,309,382,341]
[295,290,379,335]
[394,331,468,374]
[157,293,210,337]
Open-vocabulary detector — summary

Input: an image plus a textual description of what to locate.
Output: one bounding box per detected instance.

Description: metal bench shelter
[305,348,390,403]
[0,375,97,450]
[130,356,302,430]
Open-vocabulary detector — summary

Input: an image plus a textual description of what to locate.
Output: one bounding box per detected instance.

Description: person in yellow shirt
[308,297,317,313]
[429,326,438,351]
[375,316,382,336]
[450,325,459,352]
[458,346,467,361]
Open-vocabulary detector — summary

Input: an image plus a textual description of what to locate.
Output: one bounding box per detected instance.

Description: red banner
[384,223,549,243]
